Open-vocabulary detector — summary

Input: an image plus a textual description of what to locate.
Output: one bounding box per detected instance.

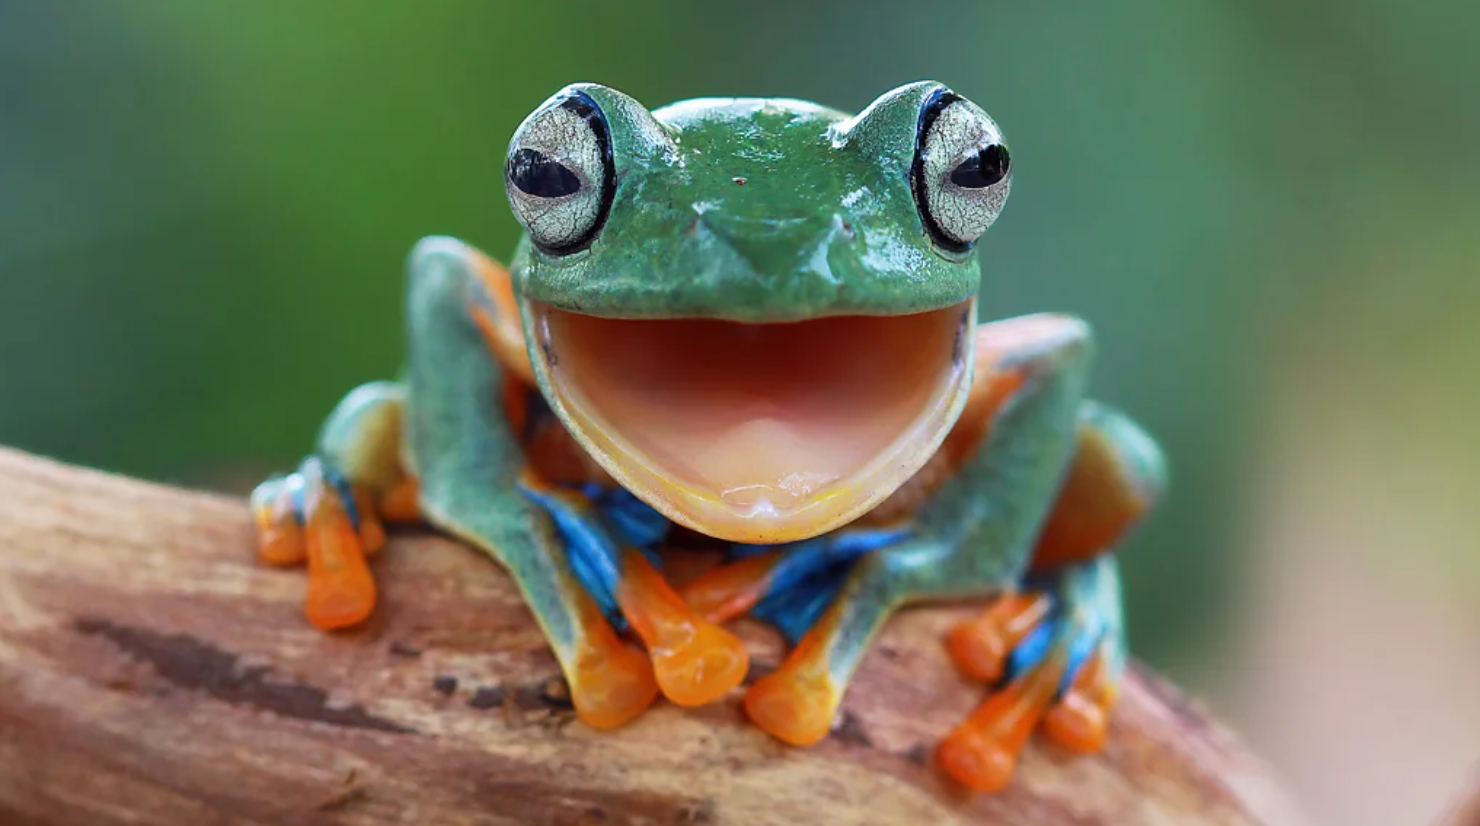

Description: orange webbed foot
[937,559,1126,793]
[744,666,840,747]
[1042,649,1115,753]
[677,551,783,625]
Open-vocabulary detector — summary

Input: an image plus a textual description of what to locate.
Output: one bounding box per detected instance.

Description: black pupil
[948,144,1010,189]
[508,148,581,198]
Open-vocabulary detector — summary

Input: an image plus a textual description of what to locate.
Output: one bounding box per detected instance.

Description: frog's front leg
[250,381,419,629]
[517,479,750,707]
[403,237,746,724]
[734,314,1095,749]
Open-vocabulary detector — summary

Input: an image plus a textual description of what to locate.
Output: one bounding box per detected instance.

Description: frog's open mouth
[530,300,975,544]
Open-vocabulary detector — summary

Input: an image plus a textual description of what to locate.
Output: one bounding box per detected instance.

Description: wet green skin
[289,81,1165,773]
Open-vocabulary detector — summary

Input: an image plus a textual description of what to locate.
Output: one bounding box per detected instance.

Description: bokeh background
[1,2,1475,823]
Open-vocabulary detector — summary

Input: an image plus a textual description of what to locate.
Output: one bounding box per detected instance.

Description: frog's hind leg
[939,402,1165,792]
[250,381,419,630]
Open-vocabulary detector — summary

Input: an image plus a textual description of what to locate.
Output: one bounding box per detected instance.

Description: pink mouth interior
[537,303,968,529]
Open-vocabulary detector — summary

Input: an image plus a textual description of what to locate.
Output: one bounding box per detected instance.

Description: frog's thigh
[1030,401,1166,572]
[404,236,658,729]
[744,314,1094,747]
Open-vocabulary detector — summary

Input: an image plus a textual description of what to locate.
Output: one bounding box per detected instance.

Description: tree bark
[0,447,1299,825]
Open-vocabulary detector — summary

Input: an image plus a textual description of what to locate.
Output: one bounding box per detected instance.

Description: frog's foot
[666,528,911,742]
[716,535,918,747]
[250,457,393,630]
[522,478,749,708]
[253,380,418,630]
[938,556,1124,793]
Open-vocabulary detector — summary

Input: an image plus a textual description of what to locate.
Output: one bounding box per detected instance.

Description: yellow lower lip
[530,300,974,544]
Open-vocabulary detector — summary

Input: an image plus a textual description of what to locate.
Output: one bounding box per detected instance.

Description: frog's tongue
[533,302,973,544]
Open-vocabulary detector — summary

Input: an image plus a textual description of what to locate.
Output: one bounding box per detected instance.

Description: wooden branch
[0,447,1299,825]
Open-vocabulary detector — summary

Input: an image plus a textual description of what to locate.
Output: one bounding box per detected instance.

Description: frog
[250,80,1165,793]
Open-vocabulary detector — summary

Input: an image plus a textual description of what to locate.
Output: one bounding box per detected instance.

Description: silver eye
[911,90,1012,252]
[505,90,615,254]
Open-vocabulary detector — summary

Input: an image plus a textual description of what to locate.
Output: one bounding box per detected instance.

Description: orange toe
[1043,650,1114,753]
[1043,690,1108,753]
[305,564,376,629]
[258,522,307,567]
[252,483,306,567]
[744,666,840,747]
[946,593,1050,683]
[304,504,376,630]
[937,727,1019,793]
[353,489,387,554]
[651,622,749,707]
[571,626,659,730]
[945,619,1011,684]
[938,655,1063,793]
[378,476,421,523]
[677,552,781,624]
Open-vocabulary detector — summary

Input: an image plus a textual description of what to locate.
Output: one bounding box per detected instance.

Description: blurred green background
[2,3,1476,823]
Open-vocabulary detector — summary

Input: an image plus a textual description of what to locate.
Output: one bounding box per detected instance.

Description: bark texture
[0,448,1299,825]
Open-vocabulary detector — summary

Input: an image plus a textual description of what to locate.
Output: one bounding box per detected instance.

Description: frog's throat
[526,299,976,544]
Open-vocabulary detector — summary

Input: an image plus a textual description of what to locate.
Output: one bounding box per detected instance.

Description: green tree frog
[250,81,1166,793]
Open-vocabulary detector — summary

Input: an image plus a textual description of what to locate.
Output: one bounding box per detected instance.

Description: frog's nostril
[835,214,855,239]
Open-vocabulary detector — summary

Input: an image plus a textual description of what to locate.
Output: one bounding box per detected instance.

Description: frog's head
[504,81,1011,544]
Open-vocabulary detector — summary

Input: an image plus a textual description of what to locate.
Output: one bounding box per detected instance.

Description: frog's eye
[505,90,616,254]
[911,90,1011,252]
